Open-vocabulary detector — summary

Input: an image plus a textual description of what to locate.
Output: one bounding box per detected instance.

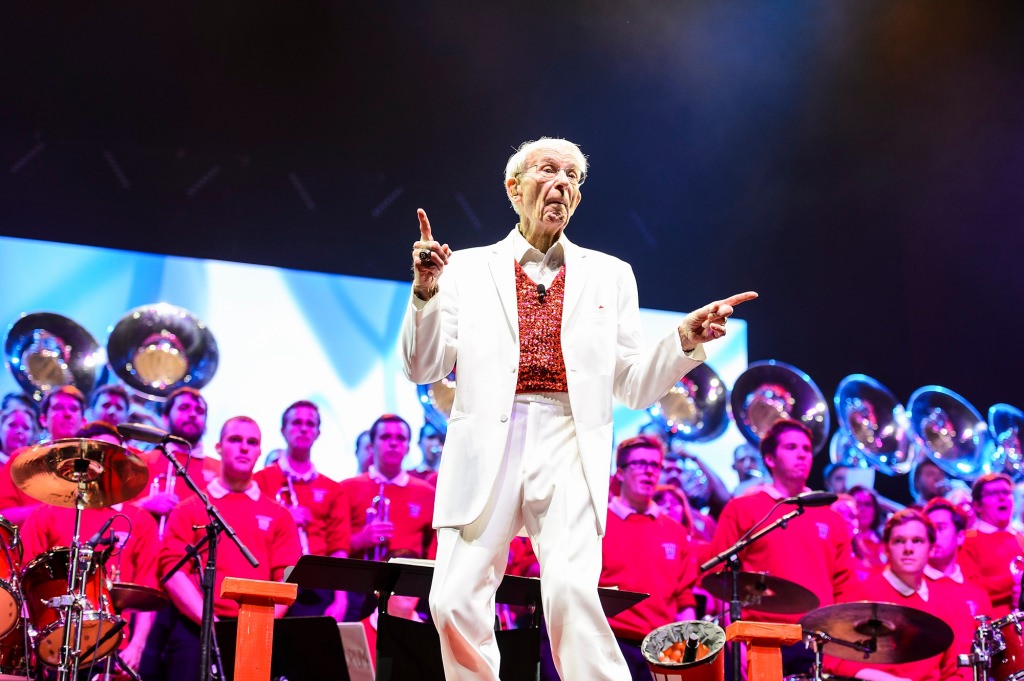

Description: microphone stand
[700,505,807,681]
[155,437,259,681]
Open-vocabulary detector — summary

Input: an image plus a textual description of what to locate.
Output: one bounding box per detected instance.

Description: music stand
[215,616,348,681]
[286,556,647,681]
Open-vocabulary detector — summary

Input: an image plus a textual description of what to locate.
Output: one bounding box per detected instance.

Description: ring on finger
[418,250,431,262]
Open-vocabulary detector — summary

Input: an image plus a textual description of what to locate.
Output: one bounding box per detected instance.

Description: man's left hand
[678,291,758,351]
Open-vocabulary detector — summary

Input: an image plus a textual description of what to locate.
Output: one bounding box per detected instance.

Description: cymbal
[10,438,149,508]
[800,600,954,664]
[699,571,820,614]
[110,583,168,612]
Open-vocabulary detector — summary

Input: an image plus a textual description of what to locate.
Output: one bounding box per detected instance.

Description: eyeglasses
[623,460,661,472]
[981,488,1014,499]
[520,162,586,187]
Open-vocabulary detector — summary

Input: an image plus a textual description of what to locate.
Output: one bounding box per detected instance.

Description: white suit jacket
[401,229,705,533]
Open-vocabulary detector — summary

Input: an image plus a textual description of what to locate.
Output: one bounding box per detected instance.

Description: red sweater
[338,474,436,560]
[961,526,1024,617]
[158,485,301,618]
[824,570,970,681]
[254,464,350,556]
[600,504,697,640]
[708,487,854,624]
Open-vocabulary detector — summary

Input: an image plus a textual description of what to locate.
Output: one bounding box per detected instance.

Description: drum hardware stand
[958,615,997,681]
[155,437,259,681]
[56,480,98,681]
[802,629,876,681]
[700,504,808,681]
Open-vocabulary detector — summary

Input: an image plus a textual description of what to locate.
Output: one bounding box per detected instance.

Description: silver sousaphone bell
[106,303,218,400]
[987,403,1024,481]
[906,385,991,480]
[417,369,456,434]
[833,374,912,476]
[730,360,830,451]
[647,363,730,442]
[4,312,102,401]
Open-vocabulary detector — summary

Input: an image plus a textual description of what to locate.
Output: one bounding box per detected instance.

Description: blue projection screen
[0,235,747,483]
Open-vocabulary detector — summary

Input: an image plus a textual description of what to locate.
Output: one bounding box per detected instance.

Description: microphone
[86,516,117,548]
[117,422,191,449]
[537,284,546,303]
[783,491,838,508]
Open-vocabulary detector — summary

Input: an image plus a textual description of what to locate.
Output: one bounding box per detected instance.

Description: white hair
[503,138,588,215]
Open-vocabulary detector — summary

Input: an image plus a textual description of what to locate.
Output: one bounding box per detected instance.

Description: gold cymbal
[799,600,954,664]
[10,438,149,508]
[110,583,168,612]
[699,571,820,614]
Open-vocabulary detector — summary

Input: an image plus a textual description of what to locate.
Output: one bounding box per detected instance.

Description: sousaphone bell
[647,363,729,442]
[106,303,218,400]
[987,403,1024,481]
[730,360,829,451]
[906,385,991,480]
[833,374,911,476]
[4,312,102,402]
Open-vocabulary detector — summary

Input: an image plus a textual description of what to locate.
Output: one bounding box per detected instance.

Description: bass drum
[20,547,122,667]
[0,516,23,639]
[0,618,29,677]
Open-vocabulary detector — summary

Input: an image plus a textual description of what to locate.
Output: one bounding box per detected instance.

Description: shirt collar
[923,563,964,584]
[756,483,811,501]
[882,567,929,600]
[168,441,205,460]
[512,226,566,269]
[369,466,410,487]
[207,478,261,501]
[608,496,660,520]
[975,519,1014,534]
[278,455,318,483]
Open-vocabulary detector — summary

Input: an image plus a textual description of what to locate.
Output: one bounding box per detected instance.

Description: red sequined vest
[515,260,568,393]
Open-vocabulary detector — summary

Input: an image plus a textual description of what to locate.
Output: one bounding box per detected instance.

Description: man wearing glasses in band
[402,136,756,681]
[961,472,1023,617]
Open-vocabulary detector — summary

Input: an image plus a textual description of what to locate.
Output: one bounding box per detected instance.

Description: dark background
[2,2,1022,493]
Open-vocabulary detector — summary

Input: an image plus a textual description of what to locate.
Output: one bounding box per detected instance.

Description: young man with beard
[961,472,1023,617]
[156,416,301,681]
[135,387,220,531]
[825,509,972,681]
[708,419,854,677]
[0,385,87,524]
[254,400,350,618]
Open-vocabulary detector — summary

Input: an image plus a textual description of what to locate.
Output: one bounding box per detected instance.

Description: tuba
[106,303,218,401]
[648,363,730,442]
[833,374,912,476]
[730,360,830,452]
[987,403,1024,481]
[4,312,102,402]
[906,385,991,481]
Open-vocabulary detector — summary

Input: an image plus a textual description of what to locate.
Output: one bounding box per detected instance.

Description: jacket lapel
[561,236,587,329]
[488,231,519,342]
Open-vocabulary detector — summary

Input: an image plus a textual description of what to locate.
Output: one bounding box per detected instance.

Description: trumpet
[365,483,391,561]
[276,475,311,555]
[149,459,177,541]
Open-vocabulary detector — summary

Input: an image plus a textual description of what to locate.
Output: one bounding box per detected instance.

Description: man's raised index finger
[722,291,758,308]
[417,208,433,242]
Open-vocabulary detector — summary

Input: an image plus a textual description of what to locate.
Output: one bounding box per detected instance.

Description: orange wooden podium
[220,577,298,681]
[726,621,803,681]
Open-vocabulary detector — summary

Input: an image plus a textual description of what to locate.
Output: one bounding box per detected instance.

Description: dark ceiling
[2,1,1023,434]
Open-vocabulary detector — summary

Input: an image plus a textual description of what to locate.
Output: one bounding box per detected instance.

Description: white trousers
[429,392,630,681]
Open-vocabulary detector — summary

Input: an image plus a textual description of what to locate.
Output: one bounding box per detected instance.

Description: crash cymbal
[699,571,820,614]
[10,438,149,508]
[110,583,168,612]
[800,601,954,664]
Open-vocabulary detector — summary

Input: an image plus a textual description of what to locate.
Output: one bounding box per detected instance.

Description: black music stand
[215,616,348,681]
[286,556,647,681]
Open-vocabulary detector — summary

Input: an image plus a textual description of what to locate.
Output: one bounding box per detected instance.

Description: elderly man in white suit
[402,137,755,681]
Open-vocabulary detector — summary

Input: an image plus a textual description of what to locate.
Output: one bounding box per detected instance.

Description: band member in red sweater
[961,472,1023,617]
[709,419,854,677]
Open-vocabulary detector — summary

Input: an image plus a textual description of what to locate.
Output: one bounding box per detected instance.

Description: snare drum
[993,611,1024,681]
[0,516,23,639]
[20,547,123,667]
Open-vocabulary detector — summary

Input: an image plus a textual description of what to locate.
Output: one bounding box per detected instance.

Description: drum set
[0,437,164,681]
